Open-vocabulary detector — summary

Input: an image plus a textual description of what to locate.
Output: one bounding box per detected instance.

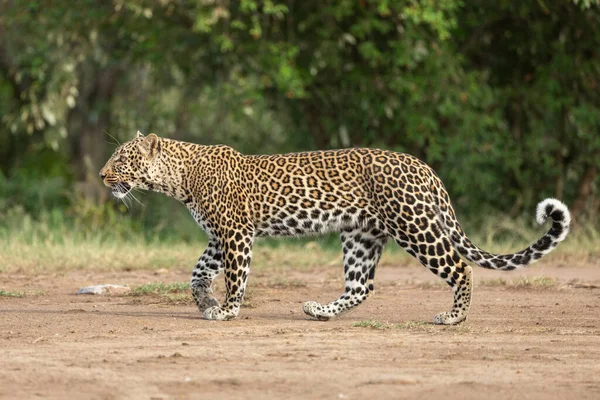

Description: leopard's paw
[433,311,466,325]
[202,306,237,321]
[302,301,330,321]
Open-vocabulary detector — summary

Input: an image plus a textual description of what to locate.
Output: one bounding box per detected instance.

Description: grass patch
[395,321,428,330]
[478,276,558,290]
[513,276,558,289]
[128,282,193,305]
[0,289,25,298]
[353,320,392,330]
[130,282,190,296]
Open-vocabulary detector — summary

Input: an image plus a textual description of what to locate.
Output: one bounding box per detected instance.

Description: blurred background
[0,0,598,252]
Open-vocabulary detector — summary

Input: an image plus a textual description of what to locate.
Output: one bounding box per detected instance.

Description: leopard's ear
[138,133,160,159]
[136,130,144,139]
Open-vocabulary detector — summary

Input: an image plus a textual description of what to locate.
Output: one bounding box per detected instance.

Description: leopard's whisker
[127,191,144,207]
[105,131,121,146]
[116,183,131,210]
[119,196,130,210]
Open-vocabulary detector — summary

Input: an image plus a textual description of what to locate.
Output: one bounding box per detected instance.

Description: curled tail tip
[536,198,571,228]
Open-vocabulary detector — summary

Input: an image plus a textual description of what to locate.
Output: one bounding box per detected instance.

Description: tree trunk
[571,163,597,224]
[68,62,121,204]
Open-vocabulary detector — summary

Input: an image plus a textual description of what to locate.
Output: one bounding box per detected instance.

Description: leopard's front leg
[202,228,254,321]
[190,237,223,312]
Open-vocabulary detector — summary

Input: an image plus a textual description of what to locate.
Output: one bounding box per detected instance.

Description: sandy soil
[1,261,599,400]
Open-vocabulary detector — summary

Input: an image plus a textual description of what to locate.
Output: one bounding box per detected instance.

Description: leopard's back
[243,148,437,237]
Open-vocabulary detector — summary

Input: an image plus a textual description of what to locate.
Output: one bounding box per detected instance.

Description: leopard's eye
[115,155,126,163]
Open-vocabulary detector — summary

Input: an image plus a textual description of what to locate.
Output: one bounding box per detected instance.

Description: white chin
[113,191,127,199]
[112,183,132,199]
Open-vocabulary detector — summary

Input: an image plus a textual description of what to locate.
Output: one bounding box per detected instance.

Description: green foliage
[0,171,68,214]
[573,0,600,8]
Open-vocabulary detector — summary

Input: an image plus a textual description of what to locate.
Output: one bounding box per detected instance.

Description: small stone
[76,284,131,296]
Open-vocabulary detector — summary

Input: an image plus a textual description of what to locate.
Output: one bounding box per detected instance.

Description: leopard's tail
[438,198,570,271]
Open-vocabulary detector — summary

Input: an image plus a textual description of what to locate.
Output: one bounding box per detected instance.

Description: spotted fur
[100,132,570,324]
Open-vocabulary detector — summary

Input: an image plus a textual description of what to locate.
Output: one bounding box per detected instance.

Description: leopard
[99,131,571,324]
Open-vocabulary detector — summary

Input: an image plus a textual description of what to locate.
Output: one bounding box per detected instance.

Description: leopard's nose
[99,172,107,180]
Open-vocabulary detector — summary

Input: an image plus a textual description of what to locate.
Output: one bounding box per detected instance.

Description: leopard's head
[99,131,161,199]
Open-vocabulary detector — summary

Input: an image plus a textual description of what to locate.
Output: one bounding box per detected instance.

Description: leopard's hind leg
[303,225,387,320]
[433,260,472,325]
[394,227,473,325]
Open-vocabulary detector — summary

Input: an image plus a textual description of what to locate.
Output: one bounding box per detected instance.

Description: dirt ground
[1,260,599,400]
